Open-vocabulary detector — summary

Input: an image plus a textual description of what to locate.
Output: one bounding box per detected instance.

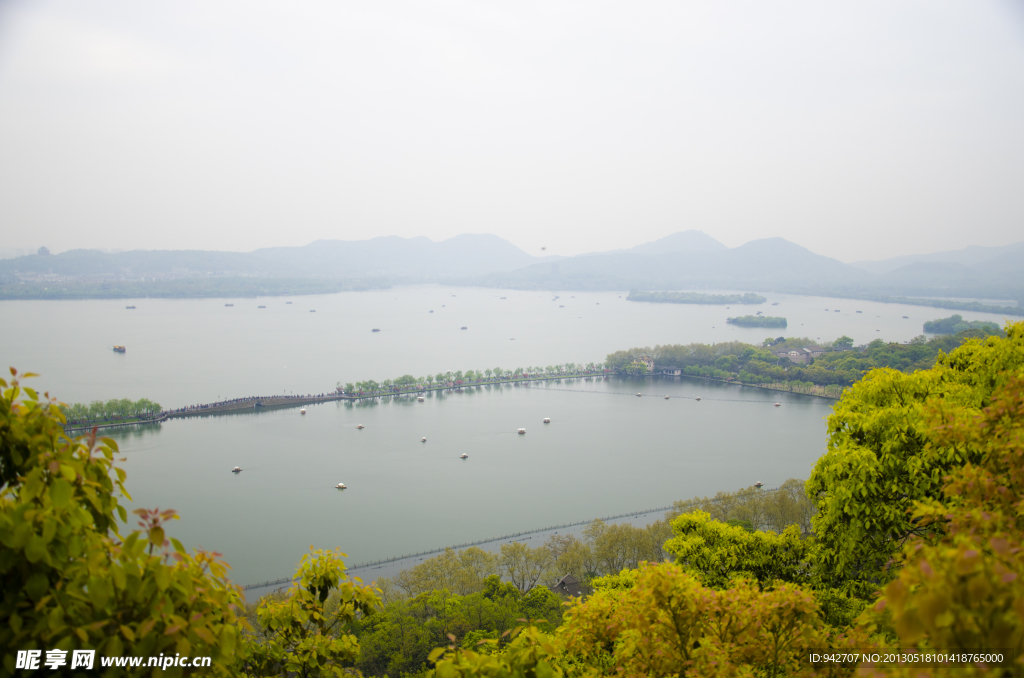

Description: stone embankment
[167,394,346,419]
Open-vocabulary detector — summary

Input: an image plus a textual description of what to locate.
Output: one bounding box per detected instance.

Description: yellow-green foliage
[558,562,868,678]
[864,373,1024,676]
[664,510,811,590]
[669,478,816,534]
[238,547,381,678]
[0,369,245,676]
[429,625,566,678]
[807,323,1024,597]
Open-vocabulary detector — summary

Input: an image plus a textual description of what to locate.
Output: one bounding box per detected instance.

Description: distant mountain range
[455,233,1024,304]
[1,231,1021,306]
[0,234,542,281]
[850,242,1024,275]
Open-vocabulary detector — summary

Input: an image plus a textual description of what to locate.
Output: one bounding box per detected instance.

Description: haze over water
[0,287,1013,584]
[1,286,1011,406]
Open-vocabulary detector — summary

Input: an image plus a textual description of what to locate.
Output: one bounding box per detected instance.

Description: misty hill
[460,237,865,292]
[627,230,728,255]
[2,231,1020,305]
[851,241,1024,275]
[0,234,545,281]
[456,233,1023,303]
[249,234,542,277]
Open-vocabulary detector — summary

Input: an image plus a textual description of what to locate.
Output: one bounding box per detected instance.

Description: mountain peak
[630,230,727,255]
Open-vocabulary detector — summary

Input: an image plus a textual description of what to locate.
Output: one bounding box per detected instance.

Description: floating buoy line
[522,384,805,405]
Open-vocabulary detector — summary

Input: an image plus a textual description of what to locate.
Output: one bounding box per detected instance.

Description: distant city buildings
[37,246,50,256]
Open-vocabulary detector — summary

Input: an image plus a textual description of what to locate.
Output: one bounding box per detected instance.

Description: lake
[0,287,1012,584]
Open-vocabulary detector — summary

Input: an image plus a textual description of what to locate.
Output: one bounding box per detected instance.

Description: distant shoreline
[4,281,1018,317]
[0,277,389,300]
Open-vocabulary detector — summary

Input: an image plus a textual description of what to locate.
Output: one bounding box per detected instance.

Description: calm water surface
[1,286,1012,584]
[1,285,1012,406]
[107,377,831,584]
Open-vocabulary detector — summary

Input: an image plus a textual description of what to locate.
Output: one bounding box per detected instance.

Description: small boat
[774,402,781,407]
[902,315,909,319]
[371,328,381,332]
[310,309,316,313]
[356,424,364,429]
[335,483,347,490]
[559,305,564,308]
[113,345,126,353]
[417,396,424,402]
[258,305,266,308]
[500,297,506,299]
[771,302,779,306]
[664,395,670,400]
[231,466,242,474]
[695,397,702,401]
[429,310,434,313]
[543,417,550,423]
[125,305,136,310]
[460,453,468,459]
[286,301,292,304]
[636,393,642,397]
[856,310,862,313]
[518,428,526,434]
[300,408,306,415]
[510,338,515,341]
[225,303,234,307]
[461,326,468,330]
[421,437,427,442]
[754,481,764,488]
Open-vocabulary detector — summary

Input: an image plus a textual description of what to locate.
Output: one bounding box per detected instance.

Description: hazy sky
[1,1,1023,262]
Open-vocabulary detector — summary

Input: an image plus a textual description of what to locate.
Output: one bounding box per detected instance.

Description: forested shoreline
[608,326,1002,395]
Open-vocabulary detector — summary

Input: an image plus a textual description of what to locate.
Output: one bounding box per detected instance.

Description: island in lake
[923,314,1003,335]
[726,315,787,328]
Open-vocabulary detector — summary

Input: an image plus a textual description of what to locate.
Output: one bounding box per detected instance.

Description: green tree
[833,335,854,348]
[865,374,1024,675]
[663,511,812,591]
[0,369,245,676]
[807,322,1024,598]
[499,542,552,594]
[239,547,380,678]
